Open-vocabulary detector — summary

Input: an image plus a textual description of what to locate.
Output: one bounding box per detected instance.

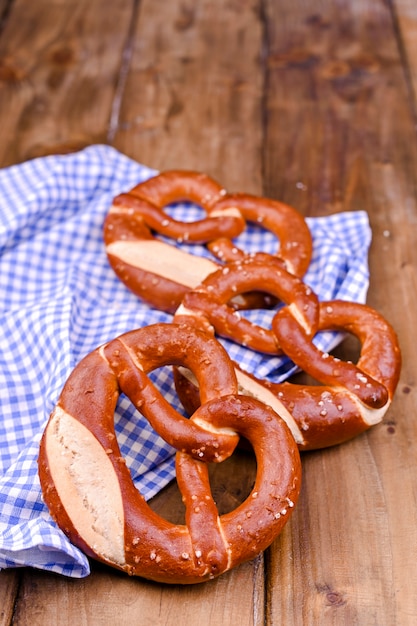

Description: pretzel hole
[114,392,175,474]
[226,221,280,257]
[330,332,361,363]
[148,446,256,524]
[163,201,206,222]
[156,202,229,265]
[113,366,188,492]
[112,362,246,520]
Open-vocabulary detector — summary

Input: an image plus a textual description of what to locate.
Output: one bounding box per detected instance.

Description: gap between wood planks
[107,0,141,143]
[0,0,13,37]
[386,0,417,129]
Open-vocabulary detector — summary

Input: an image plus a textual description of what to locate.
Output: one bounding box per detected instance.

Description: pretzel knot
[38,323,301,584]
[175,255,319,354]
[103,170,312,313]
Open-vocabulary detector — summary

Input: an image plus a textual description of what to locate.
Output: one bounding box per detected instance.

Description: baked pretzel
[104,171,312,313]
[173,300,401,451]
[175,255,319,354]
[38,323,301,584]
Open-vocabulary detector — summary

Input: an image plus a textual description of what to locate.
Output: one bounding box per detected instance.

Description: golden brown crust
[103,171,313,312]
[175,255,319,354]
[38,323,301,584]
[173,297,402,451]
[207,193,313,277]
[130,170,227,211]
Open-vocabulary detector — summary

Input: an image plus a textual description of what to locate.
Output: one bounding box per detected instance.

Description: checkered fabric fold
[0,145,371,577]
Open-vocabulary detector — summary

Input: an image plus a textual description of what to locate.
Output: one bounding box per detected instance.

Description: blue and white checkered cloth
[0,145,371,577]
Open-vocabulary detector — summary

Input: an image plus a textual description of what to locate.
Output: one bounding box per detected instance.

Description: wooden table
[1,1,416,624]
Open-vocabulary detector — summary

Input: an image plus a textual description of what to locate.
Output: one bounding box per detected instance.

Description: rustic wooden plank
[112,0,264,194]
[0,570,19,626]
[0,0,133,167]
[0,0,10,22]
[1,0,416,624]
[11,558,262,626]
[391,0,417,108]
[268,441,397,625]
[262,0,417,624]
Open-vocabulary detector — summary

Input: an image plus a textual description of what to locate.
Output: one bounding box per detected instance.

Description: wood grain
[263,0,417,623]
[392,0,417,112]
[9,557,262,626]
[1,0,417,624]
[0,570,19,626]
[0,0,133,166]
[112,0,264,193]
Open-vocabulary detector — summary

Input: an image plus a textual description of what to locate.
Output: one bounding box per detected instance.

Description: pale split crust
[176,365,305,445]
[106,239,218,289]
[177,364,387,443]
[44,406,126,566]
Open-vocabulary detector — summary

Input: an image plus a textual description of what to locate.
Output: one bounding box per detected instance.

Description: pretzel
[173,296,401,450]
[128,172,313,278]
[104,170,312,313]
[175,255,319,354]
[38,323,301,584]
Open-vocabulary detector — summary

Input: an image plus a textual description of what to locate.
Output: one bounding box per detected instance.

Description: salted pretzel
[172,260,401,449]
[104,170,312,313]
[175,255,319,355]
[38,323,301,584]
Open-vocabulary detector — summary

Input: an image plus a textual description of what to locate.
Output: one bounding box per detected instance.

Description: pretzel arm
[207,193,312,277]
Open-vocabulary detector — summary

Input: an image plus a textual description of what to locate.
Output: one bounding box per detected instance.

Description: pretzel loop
[207,193,313,277]
[177,394,301,575]
[272,301,392,409]
[38,323,301,584]
[129,170,227,210]
[109,193,245,245]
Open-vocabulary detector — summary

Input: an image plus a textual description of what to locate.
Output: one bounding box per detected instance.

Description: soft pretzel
[38,323,301,584]
[104,171,312,313]
[173,299,401,450]
[175,255,319,354]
